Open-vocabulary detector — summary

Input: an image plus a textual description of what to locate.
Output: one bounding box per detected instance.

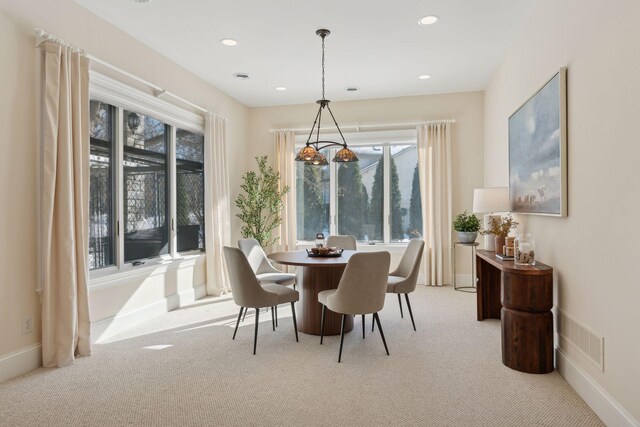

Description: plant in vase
[453,210,481,243]
[235,156,290,248]
[481,214,518,254]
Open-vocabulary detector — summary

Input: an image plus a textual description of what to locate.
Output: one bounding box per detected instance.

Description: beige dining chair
[382,239,425,331]
[326,235,357,250]
[238,238,296,325]
[238,238,296,288]
[223,246,299,355]
[318,251,391,362]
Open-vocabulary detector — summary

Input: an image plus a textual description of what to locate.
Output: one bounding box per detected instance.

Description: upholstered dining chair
[326,235,357,250]
[238,238,296,288]
[382,239,425,331]
[318,251,391,363]
[223,246,299,355]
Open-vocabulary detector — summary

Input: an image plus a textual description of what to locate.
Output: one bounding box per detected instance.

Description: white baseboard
[0,344,42,383]
[92,283,207,343]
[556,347,639,427]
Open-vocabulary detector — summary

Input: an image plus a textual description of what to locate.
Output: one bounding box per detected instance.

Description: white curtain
[39,40,92,367]
[417,121,453,286]
[274,130,297,254]
[204,113,231,296]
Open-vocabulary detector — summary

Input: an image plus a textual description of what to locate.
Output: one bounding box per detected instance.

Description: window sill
[89,253,205,293]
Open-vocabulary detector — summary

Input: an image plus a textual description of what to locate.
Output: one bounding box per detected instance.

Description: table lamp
[472,187,510,251]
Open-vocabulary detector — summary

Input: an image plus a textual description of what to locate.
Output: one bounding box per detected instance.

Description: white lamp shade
[473,187,510,213]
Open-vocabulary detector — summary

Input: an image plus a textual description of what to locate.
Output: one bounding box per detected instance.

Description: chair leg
[362,315,365,339]
[372,314,375,332]
[320,305,326,345]
[233,307,244,340]
[275,305,278,327]
[253,308,260,355]
[397,293,404,318]
[242,308,247,322]
[271,306,275,332]
[373,313,390,356]
[291,302,299,342]
[338,314,347,363]
[405,293,416,331]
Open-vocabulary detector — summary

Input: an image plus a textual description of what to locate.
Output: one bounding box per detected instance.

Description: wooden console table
[476,249,554,374]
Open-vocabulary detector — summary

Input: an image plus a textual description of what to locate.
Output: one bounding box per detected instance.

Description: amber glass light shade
[333,147,359,162]
[295,145,319,162]
[307,151,328,166]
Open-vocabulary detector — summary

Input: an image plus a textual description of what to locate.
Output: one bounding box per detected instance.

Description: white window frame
[295,129,417,246]
[89,72,206,283]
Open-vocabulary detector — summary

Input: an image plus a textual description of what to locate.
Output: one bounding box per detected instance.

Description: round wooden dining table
[267,250,356,336]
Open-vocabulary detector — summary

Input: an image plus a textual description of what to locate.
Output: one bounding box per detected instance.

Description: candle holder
[514,234,535,265]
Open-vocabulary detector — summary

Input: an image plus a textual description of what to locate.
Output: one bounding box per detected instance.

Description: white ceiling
[75,0,535,107]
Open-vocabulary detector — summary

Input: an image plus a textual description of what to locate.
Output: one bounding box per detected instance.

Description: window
[296,137,422,244]
[89,101,115,269]
[123,110,169,262]
[88,99,205,272]
[176,129,205,252]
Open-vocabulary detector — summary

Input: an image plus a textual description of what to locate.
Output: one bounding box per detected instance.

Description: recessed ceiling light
[418,15,439,26]
[275,87,287,91]
[346,87,359,92]
[233,72,250,80]
[220,38,237,47]
[131,0,152,3]
[418,74,431,80]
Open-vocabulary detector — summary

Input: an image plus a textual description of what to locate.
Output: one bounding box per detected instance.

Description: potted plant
[235,156,290,248]
[453,211,481,243]
[481,214,519,254]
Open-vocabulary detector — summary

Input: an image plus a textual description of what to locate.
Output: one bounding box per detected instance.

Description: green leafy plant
[453,211,481,232]
[235,156,290,247]
[481,214,518,238]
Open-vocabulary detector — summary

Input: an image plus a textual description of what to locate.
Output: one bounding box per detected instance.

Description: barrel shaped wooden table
[268,250,356,335]
[476,250,554,374]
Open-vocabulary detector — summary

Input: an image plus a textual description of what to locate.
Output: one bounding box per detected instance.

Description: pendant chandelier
[295,29,358,166]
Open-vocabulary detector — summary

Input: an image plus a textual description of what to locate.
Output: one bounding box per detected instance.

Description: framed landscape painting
[509,68,567,216]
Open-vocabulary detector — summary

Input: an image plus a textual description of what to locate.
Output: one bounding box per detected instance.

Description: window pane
[296,148,330,241]
[390,145,421,242]
[89,100,115,269]
[176,129,205,252]
[338,146,383,242]
[123,110,169,262]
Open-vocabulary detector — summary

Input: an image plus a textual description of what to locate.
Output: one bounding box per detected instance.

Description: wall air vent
[557,308,604,371]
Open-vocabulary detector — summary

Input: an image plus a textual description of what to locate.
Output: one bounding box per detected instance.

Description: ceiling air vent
[234,73,250,80]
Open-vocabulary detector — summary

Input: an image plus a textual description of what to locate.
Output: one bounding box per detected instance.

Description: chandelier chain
[321,35,325,100]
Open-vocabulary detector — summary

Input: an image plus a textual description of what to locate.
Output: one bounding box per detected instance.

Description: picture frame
[508,67,567,216]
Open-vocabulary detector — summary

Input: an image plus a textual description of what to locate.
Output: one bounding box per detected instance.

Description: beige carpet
[0,286,602,426]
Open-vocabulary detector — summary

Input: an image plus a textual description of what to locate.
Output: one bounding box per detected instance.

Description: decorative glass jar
[315,233,326,248]
[514,234,535,265]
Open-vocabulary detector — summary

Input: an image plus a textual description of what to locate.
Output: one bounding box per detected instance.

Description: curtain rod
[34,28,209,114]
[270,119,456,133]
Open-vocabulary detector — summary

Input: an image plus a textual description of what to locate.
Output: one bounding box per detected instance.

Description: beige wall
[249,92,485,273]
[484,0,640,421]
[0,1,249,358]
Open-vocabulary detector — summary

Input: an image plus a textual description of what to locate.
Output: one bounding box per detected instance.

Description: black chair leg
[362,315,366,339]
[405,293,416,331]
[291,302,299,342]
[320,305,326,345]
[271,306,275,331]
[242,308,247,322]
[233,307,244,340]
[372,314,375,332]
[275,305,278,327]
[253,308,260,355]
[373,312,390,356]
[338,314,347,363]
[397,293,404,318]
